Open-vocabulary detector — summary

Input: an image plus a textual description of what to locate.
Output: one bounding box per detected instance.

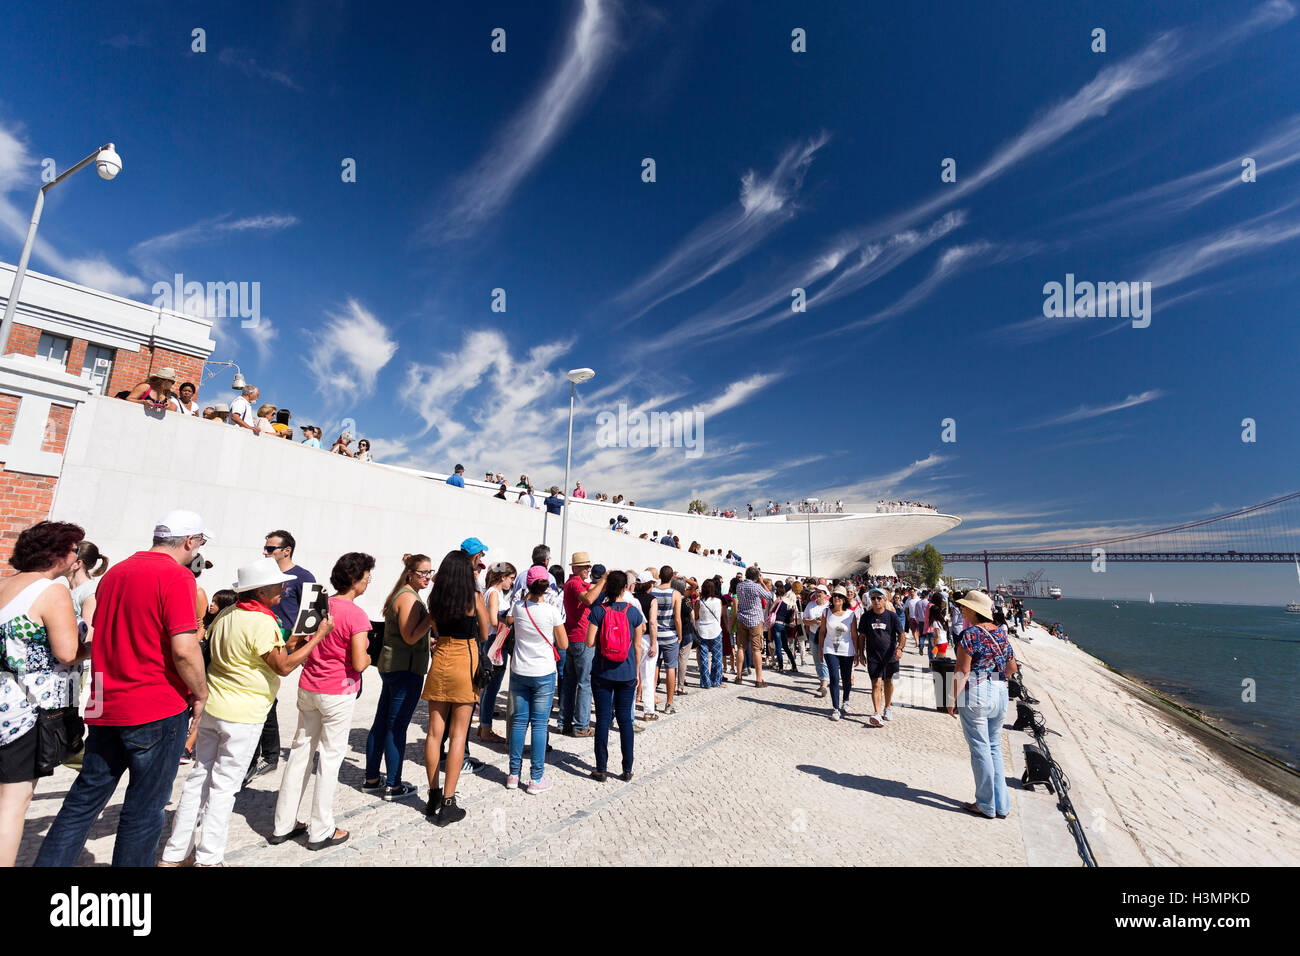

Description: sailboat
[1288,555,1300,613]
[1148,593,1154,605]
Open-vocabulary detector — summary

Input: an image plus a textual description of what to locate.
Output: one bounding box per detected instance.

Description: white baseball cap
[153,509,212,541]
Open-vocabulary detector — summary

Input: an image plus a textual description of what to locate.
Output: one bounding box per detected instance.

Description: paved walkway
[20,644,1059,867]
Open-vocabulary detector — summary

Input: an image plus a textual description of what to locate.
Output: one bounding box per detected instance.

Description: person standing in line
[124,368,178,412]
[772,581,800,674]
[476,562,517,744]
[271,553,373,850]
[300,424,321,448]
[559,552,604,737]
[571,481,587,499]
[633,571,660,719]
[733,567,774,687]
[586,571,645,782]
[695,579,724,688]
[355,439,373,462]
[650,567,683,714]
[948,589,1017,819]
[0,522,85,867]
[162,558,333,866]
[227,384,261,434]
[504,567,567,793]
[174,381,200,416]
[35,511,209,868]
[857,587,905,728]
[445,464,466,487]
[363,553,433,801]
[421,550,490,827]
[245,530,315,786]
[818,588,859,721]
[675,577,698,694]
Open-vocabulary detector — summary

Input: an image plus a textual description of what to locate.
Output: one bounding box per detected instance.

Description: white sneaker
[882,707,894,721]
[829,709,841,721]
[867,713,883,727]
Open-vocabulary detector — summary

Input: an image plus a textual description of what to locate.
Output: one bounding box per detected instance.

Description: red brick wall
[0,399,70,566]
[5,322,41,359]
[67,338,87,377]
[0,393,17,445]
[6,322,204,396]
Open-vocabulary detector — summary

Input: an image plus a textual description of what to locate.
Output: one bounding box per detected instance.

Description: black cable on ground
[1012,672,1098,867]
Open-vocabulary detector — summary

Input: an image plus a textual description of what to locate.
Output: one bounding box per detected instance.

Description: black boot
[435,795,466,827]
[424,787,443,817]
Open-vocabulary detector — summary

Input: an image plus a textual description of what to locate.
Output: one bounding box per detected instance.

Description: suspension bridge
[941,492,1300,583]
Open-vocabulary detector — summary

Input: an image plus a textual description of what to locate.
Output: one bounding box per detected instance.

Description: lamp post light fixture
[0,143,122,358]
[200,360,245,401]
[559,367,595,567]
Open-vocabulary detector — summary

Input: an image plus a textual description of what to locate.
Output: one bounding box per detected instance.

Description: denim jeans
[698,637,723,687]
[478,664,508,732]
[811,637,829,682]
[560,642,594,731]
[772,624,797,668]
[509,671,555,782]
[917,631,935,661]
[826,654,854,710]
[592,676,635,774]
[365,670,425,786]
[35,709,189,867]
[957,678,1010,817]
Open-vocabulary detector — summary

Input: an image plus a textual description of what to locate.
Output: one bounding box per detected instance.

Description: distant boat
[1048,586,1062,599]
[1290,557,1300,612]
[1112,603,1120,609]
[1148,593,1155,604]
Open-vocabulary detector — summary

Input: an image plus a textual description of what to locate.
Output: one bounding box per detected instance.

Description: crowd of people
[114,371,376,462]
[874,500,939,513]
[0,507,1025,867]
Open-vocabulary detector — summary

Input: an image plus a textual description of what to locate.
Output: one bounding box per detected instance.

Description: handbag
[36,706,84,776]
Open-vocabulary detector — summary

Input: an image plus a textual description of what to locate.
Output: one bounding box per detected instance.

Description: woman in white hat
[123,368,178,411]
[818,587,859,720]
[160,557,334,866]
[948,589,1018,820]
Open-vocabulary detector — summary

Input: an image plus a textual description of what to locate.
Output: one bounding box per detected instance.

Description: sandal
[307,828,350,851]
[640,711,660,722]
[267,822,308,845]
[755,680,768,688]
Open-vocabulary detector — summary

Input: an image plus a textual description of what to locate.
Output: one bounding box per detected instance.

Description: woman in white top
[477,563,516,744]
[505,567,568,793]
[355,439,373,463]
[0,521,85,867]
[818,588,859,721]
[254,403,278,435]
[695,579,724,688]
[174,382,200,416]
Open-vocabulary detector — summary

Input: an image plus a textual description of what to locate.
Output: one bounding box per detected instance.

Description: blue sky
[2,0,1299,602]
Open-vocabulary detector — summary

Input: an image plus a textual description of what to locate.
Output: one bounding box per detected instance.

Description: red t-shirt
[87,551,199,726]
[563,574,593,646]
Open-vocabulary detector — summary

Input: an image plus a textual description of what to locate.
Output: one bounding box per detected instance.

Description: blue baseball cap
[460,537,488,556]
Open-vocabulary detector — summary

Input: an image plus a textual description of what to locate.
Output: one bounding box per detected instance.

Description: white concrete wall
[47,397,770,618]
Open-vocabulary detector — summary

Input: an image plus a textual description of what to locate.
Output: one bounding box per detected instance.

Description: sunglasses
[263,544,282,553]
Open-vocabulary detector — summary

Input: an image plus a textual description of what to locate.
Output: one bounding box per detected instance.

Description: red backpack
[599,604,633,663]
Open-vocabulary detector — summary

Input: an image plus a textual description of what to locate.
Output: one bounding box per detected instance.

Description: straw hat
[831,586,849,601]
[152,367,177,382]
[570,551,591,566]
[233,557,297,593]
[956,589,995,621]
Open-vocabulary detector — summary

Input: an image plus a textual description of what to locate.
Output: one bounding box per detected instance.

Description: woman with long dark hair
[585,571,646,782]
[363,553,433,801]
[477,562,517,744]
[421,550,490,826]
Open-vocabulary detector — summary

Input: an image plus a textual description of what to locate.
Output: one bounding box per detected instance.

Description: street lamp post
[0,144,122,357]
[559,367,595,570]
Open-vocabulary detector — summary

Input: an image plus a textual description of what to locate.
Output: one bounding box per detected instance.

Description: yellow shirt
[204,607,284,724]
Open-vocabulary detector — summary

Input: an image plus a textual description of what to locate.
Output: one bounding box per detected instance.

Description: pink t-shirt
[299,596,369,695]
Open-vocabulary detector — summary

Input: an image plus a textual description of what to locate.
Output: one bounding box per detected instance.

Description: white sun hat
[233,557,298,593]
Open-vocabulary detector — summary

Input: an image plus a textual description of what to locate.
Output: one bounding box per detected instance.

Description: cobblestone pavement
[19,647,1036,867]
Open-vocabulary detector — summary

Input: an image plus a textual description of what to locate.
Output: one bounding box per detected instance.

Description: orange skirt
[421,638,478,704]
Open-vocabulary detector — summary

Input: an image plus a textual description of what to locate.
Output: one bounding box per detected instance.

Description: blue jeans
[478,664,508,732]
[509,672,555,782]
[772,624,796,668]
[826,654,854,710]
[811,637,829,682]
[917,631,935,661]
[958,678,1010,817]
[559,642,594,731]
[698,637,723,687]
[35,709,189,867]
[592,676,635,775]
[365,670,424,786]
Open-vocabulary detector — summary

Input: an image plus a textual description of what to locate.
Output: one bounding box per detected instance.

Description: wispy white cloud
[130,213,299,274]
[245,317,277,360]
[1021,390,1164,430]
[615,132,830,318]
[305,299,398,397]
[218,48,302,91]
[430,0,616,239]
[809,453,951,511]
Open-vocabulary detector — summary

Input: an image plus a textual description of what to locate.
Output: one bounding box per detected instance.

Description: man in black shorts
[856,588,905,727]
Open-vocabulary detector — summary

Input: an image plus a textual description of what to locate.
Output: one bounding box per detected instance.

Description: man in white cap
[36,510,211,867]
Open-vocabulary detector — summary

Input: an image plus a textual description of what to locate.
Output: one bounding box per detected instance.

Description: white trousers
[162,711,262,865]
[272,687,356,844]
[638,633,656,712]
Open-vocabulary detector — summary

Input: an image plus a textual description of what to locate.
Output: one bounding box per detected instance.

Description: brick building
[0,264,215,562]
[0,262,215,399]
